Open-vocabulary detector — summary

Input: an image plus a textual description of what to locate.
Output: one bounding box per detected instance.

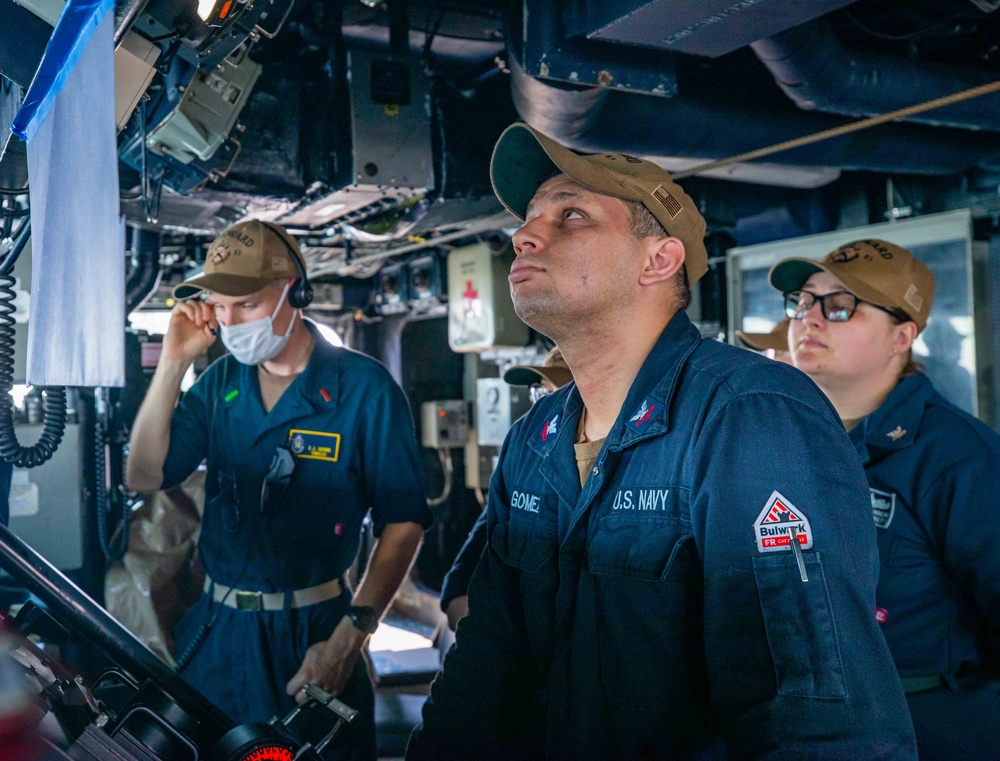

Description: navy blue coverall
[850,372,1000,760]
[408,311,916,761]
[440,510,486,614]
[163,323,431,758]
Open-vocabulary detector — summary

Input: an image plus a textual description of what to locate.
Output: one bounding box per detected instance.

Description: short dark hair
[623,200,690,309]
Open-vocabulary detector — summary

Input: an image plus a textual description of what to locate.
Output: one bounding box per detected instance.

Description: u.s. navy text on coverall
[409,311,916,760]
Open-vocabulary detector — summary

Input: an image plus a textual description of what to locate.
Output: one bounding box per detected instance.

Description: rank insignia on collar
[627,398,656,429]
[886,426,906,441]
[541,415,559,441]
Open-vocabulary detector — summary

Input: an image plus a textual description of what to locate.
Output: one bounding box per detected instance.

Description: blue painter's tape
[11,0,115,142]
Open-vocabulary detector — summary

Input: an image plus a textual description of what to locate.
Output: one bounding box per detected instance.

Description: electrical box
[115,32,160,132]
[421,400,470,449]
[348,49,434,190]
[145,50,262,165]
[374,262,409,315]
[265,47,433,229]
[476,378,532,447]
[448,243,529,352]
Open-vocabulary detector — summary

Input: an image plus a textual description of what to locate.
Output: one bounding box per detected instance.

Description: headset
[259,221,314,309]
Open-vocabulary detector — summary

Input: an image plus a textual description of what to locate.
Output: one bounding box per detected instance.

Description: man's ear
[638,237,685,286]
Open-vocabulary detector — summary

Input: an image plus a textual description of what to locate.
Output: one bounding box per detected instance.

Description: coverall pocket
[491,513,557,573]
[208,495,240,533]
[588,515,691,581]
[753,552,847,699]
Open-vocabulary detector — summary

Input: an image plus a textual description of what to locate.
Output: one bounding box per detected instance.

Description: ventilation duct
[562,0,858,58]
[750,19,1000,133]
[510,57,1000,185]
[125,227,162,315]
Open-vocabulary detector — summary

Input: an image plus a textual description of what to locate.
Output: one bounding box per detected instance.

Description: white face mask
[220,282,298,366]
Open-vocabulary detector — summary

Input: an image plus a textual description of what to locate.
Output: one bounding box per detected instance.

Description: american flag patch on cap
[652,185,683,218]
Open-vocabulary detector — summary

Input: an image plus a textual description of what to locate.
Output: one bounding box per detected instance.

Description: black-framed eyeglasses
[260,445,296,516]
[783,290,902,323]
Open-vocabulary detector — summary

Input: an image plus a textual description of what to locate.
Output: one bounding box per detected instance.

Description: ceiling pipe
[114,0,149,46]
[509,56,1000,180]
[750,19,1000,133]
[125,227,162,315]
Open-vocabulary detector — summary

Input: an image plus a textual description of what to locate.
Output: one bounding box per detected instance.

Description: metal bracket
[520,0,677,96]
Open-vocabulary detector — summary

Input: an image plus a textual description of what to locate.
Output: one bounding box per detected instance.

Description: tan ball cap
[490,122,709,284]
[736,318,791,353]
[174,220,303,299]
[503,346,574,388]
[768,239,936,332]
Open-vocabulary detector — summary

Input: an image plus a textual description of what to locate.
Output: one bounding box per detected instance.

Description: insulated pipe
[750,19,1000,133]
[0,522,233,746]
[509,56,1000,176]
[125,227,161,315]
[114,0,148,46]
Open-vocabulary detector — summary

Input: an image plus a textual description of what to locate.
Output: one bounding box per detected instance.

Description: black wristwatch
[344,605,379,635]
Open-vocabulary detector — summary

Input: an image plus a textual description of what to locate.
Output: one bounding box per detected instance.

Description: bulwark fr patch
[754,490,814,553]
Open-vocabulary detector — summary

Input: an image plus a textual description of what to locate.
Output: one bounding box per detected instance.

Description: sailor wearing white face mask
[217,280,298,366]
[126,220,431,760]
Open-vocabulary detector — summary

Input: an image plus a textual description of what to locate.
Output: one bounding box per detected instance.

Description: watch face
[348,606,378,633]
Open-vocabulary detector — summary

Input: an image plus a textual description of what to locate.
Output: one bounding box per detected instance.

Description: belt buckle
[235,590,263,611]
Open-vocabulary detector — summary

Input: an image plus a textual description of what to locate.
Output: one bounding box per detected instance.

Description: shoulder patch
[754,490,813,553]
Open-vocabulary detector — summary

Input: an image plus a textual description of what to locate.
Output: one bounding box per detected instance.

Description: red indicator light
[241,747,294,761]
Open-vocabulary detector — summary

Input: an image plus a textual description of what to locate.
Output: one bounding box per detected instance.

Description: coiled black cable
[0,277,67,467]
[0,220,67,468]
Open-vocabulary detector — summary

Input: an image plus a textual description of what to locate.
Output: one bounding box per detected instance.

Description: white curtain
[26,9,124,387]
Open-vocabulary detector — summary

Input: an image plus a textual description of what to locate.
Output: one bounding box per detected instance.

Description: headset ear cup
[290,278,313,309]
[260,220,312,307]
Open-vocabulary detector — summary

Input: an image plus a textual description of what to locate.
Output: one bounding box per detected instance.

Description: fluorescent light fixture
[315,203,346,217]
